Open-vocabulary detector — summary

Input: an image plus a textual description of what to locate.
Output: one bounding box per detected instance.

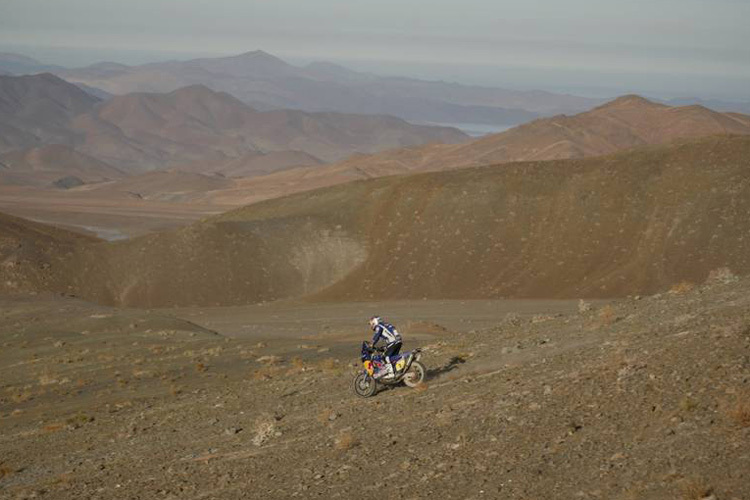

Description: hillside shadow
[426,356,467,380]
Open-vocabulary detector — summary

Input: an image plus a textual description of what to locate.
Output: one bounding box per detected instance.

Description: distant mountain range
[0,73,468,183]
[0,52,64,75]
[3,50,750,128]
[48,50,598,127]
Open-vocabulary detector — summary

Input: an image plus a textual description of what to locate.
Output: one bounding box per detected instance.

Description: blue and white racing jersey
[372,321,402,346]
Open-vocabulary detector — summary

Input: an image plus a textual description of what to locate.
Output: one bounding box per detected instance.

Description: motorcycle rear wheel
[353,372,377,398]
[403,361,426,387]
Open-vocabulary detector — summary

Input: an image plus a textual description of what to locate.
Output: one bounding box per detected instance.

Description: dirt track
[2,273,749,499]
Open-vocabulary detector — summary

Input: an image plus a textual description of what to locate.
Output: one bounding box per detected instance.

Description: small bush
[578,299,592,313]
[598,305,616,325]
[252,415,276,447]
[256,355,282,365]
[288,357,305,373]
[705,267,738,285]
[38,373,59,386]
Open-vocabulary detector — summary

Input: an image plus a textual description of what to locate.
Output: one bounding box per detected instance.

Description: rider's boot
[384,363,395,379]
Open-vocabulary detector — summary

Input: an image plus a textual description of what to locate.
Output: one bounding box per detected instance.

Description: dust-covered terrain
[1,272,748,499]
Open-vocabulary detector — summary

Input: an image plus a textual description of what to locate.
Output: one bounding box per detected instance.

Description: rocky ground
[1,272,749,499]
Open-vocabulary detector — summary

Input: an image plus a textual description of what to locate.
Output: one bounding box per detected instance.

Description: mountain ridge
[55,50,602,126]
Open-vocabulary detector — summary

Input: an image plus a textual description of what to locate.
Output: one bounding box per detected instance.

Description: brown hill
[70,84,467,171]
[195,96,750,207]
[0,73,99,153]
[0,211,97,294]
[316,95,750,174]
[0,144,124,187]
[7,135,748,307]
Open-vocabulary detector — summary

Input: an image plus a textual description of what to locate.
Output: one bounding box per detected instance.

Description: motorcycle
[353,341,426,398]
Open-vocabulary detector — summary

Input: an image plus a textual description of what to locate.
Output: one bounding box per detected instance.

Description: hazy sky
[1,0,748,99]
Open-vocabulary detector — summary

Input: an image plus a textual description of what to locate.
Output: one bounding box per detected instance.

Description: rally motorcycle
[353,341,426,398]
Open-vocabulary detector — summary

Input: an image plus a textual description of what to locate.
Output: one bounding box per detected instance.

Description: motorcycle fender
[364,360,374,376]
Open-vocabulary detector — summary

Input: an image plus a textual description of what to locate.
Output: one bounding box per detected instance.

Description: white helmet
[369,316,381,329]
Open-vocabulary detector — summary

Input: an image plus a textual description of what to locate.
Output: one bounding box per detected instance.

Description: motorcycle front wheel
[353,372,377,398]
[403,361,426,387]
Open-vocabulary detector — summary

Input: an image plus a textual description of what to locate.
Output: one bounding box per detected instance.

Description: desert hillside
[0,73,98,153]
[306,95,750,177]
[0,211,98,294]
[0,145,124,187]
[70,84,468,170]
[1,266,748,498]
[194,95,750,208]
[0,74,469,181]
[3,135,748,307]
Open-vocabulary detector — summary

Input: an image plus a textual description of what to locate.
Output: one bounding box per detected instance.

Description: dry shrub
[256,355,282,365]
[195,362,208,373]
[38,373,59,386]
[578,299,592,313]
[678,477,713,500]
[288,357,305,373]
[531,314,556,324]
[334,431,359,451]
[598,305,616,325]
[669,281,695,295]
[727,396,750,428]
[705,267,738,285]
[252,415,276,447]
[66,414,93,428]
[504,312,522,326]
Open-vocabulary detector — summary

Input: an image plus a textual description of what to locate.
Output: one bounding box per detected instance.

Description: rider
[369,316,402,379]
